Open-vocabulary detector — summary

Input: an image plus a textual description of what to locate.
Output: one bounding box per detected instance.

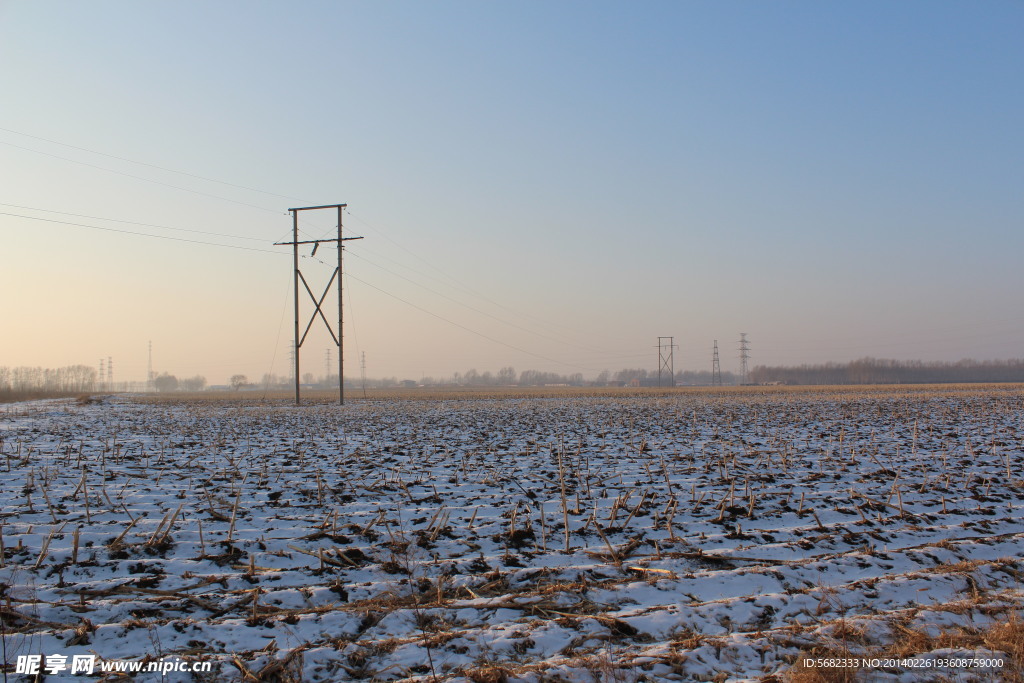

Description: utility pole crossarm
[273,237,363,246]
[289,203,347,212]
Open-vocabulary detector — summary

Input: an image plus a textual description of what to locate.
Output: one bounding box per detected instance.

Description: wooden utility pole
[275,203,362,405]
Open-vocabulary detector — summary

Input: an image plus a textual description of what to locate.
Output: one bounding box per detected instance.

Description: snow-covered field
[1,387,1022,681]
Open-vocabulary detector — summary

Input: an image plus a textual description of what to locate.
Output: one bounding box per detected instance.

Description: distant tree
[748,357,1024,385]
[615,368,649,383]
[497,366,516,385]
[230,374,248,390]
[180,375,207,392]
[154,373,179,392]
[261,373,286,389]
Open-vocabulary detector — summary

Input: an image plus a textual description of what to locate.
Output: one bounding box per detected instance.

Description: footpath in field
[0,388,1022,681]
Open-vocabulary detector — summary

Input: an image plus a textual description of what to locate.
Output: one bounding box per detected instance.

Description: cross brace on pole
[274,203,363,406]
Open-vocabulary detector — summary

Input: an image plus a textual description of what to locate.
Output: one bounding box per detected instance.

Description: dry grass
[0,389,103,404]
[886,614,1024,672]
[133,382,1024,405]
[6,383,1024,681]
[784,611,1024,683]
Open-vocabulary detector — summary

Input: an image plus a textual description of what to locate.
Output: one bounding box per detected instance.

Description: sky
[1,1,1022,385]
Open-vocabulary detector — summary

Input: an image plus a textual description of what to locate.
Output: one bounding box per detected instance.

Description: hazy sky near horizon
[2,1,1022,384]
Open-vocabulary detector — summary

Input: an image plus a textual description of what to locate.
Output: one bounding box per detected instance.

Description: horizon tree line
[7,357,1024,397]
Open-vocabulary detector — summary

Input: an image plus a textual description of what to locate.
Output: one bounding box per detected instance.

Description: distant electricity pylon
[712,340,722,386]
[288,341,295,384]
[107,356,113,389]
[657,337,676,387]
[98,358,105,391]
[738,333,750,385]
[274,203,362,406]
[360,351,367,399]
[147,341,154,392]
[325,348,332,386]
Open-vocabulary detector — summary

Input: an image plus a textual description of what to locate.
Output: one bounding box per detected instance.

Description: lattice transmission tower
[360,351,367,398]
[738,333,750,385]
[712,340,722,386]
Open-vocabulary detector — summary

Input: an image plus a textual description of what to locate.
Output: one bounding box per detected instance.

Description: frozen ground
[1,387,1022,681]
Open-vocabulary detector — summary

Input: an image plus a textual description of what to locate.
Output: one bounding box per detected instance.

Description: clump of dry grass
[785,611,1024,683]
[885,613,1024,673]
[464,661,514,683]
[786,662,861,683]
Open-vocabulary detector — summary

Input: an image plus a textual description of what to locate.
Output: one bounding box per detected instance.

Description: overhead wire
[334,239,649,363]
[1,202,696,372]
[0,131,333,244]
[343,269,601,374]
[0,125,310,203]
[344,271,362,383]
[0,139,287,215]
[21,128,1015,375]
[0,210,282,254]
[3,126,625,360]
[345,249,610,354]
[0,202,269,242]
[303,249,573,369]
[0,132,325,243]
[7,201,603,373]
[1,128,636,374]
[343,209,593,338]
[261,269,295,398]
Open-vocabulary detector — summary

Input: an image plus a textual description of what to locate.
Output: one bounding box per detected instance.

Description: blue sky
[1,1,1022,383]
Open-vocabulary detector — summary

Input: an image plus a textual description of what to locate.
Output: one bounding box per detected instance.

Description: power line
[0,125,309,203]
[319,244,641,365]
[0,139,287,214]
[345,271,363,383]
[0,210,282,254]
[0,202,268,242]
[345,271,600,373]
[1,204,815,376]
[0,127,331,244]
[346,249,610,355]
[344,209,593,339]
[5,128,646,365]
[261,269,295,398]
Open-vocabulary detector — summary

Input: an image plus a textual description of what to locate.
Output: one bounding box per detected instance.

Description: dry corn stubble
[0,384,1021,680]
